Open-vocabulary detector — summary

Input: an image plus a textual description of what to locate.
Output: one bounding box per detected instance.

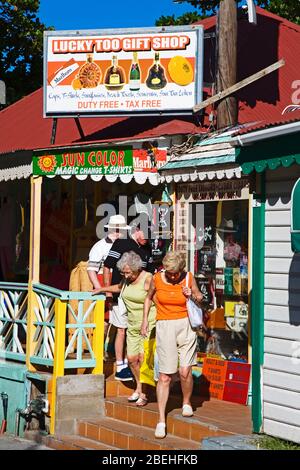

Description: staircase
[43,360,246,450]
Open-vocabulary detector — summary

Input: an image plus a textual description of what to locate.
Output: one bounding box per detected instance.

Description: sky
[39,0,195,31]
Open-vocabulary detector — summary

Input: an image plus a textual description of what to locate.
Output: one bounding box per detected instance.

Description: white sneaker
[182,404,193,417]
[154,422,166,439]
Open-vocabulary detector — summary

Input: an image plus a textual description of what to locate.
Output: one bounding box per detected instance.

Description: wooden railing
[0,281,105,433]
[0,282,28,362]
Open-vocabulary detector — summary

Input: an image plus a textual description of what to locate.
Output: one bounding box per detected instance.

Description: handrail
[1,281,106,434]
[32,283,105,301]
[0,282,28,290]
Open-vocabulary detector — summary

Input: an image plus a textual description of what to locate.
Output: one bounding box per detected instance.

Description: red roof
[0,88,200,154]
[234,108,300,135]
[1,7,300,154]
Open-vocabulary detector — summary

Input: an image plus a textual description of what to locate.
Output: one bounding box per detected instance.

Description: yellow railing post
[50,298,67,435]
[26,176,42,371]
[26,285,38,371]
[92,300,105,375]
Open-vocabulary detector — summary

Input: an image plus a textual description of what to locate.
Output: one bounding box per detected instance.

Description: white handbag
[185,274,203,329]
[117,282,127,316]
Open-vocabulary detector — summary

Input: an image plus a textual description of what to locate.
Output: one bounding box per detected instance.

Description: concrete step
[105,396,232,442]
[77,417,201,450]
[44,434,118,450]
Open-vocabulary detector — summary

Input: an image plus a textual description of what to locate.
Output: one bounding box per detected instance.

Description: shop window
[291,178,300,253]
[189,200,249,364]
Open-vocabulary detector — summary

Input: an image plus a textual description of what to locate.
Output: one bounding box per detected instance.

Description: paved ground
[0,434,51,450]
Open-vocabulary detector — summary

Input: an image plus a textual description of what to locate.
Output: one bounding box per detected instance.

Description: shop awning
[159,144,241,182]
[237,133,300,174]
[0,163,160,185]
[241,154,300,174]
[160,164,242,183]
[0,145,169,186]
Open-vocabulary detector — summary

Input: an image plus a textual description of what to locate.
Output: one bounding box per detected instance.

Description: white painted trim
[0,164,32,181]
[234,121,300,146]
[159,166,242,183]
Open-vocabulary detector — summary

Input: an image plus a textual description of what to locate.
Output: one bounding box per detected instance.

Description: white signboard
[44,26,203,117]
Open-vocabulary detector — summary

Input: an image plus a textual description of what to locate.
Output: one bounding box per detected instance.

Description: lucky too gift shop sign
[44,26,203,117]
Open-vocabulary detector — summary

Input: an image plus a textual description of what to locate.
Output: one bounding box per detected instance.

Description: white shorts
[109,303,128,329]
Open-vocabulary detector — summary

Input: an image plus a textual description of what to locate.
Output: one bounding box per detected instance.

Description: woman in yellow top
[141,251,202,439]
[93,251,156,406]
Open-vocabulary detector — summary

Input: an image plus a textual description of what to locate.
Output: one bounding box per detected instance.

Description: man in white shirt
[103,223,153,381]
[87,215,130,340]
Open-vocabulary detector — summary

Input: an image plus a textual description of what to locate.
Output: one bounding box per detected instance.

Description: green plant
[255,435,300,450]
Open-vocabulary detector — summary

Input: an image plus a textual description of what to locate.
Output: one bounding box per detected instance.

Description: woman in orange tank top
[141,251,202,439]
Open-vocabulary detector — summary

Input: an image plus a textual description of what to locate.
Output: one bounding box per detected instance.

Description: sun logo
[37,155,57,173]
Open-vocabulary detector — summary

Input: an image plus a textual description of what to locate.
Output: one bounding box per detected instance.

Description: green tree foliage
[0,0,52,105]
[156,11,205,26]
[155,1,300,26]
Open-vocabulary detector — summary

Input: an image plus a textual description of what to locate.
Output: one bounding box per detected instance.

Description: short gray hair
[117,251,143,273]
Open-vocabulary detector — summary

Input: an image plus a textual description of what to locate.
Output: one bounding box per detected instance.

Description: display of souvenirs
[195,275,214,307]
[158,204,170,229]
[224,301,236,317]
[234,302,248,319]
[224,267,233,295]
[151,236,167,269]
[226,302,248,335]
[232,268,241,295]
[199,248,215,275]
[215,268,225,294]
[240,255,248,295]
[192,200,249,363]
[226,316,248,334]
[206,307,226,329]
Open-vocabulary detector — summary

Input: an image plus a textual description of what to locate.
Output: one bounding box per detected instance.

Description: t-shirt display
[191,200,249,364]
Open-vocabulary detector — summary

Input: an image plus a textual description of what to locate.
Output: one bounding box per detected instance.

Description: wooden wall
[263,165,300,443]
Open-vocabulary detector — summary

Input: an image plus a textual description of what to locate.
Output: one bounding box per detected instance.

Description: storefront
[29,141,170,290]
[160,133,253,405]
[175,177,251,399]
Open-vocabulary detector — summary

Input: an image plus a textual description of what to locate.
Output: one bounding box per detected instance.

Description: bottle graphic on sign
[104,55,125,91]
[146,52,167,90]
[129,52,141,91]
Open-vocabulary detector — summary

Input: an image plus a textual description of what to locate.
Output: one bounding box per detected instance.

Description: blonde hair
[162,251,186,272]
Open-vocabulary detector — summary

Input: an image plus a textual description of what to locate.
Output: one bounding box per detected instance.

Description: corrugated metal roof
[233,109,300,136]
[0,89,200,154]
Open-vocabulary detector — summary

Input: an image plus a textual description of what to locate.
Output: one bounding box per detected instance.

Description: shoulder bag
[117,282,127,316]
[185,273,203,329]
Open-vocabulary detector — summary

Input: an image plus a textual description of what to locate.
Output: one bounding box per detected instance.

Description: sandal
[128,392,140,402]
[135,396,148,407]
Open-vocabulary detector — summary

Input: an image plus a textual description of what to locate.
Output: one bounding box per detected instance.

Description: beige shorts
[109,304,128,329]
[156,317,197,374]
